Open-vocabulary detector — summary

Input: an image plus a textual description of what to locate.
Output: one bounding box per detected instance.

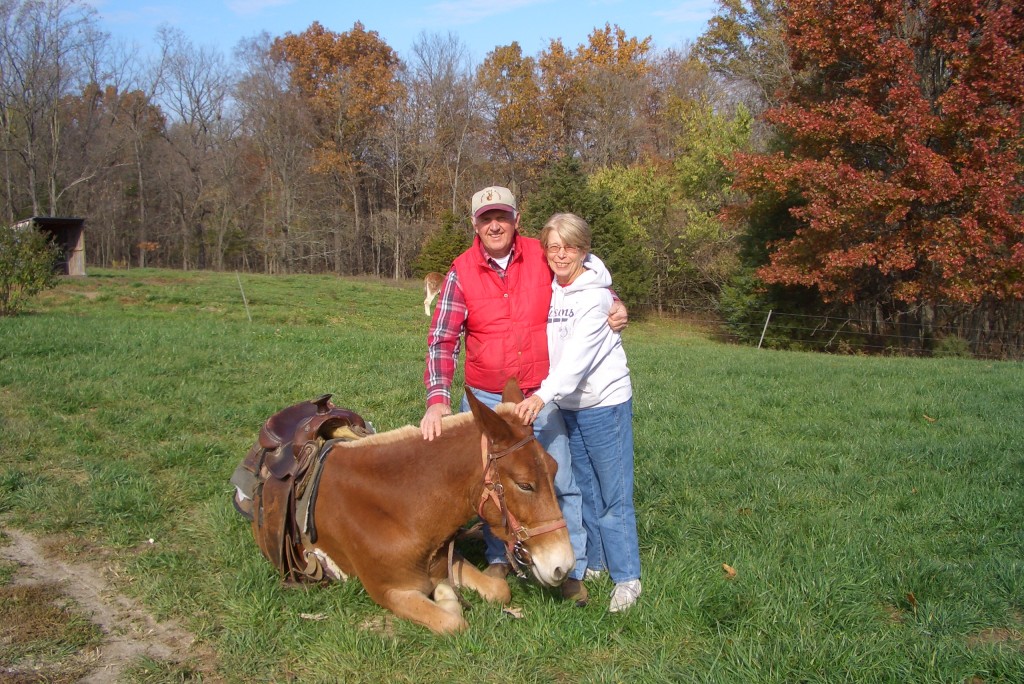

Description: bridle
[445,428,568,608]
[476,432,567,574]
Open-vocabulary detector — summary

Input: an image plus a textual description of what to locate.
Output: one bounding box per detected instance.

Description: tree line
[2,0,1021,356]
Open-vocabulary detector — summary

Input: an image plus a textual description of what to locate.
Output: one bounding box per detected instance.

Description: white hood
[555,253,613,294]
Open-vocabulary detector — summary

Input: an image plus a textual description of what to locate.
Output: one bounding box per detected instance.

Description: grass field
[1,268,1022,683]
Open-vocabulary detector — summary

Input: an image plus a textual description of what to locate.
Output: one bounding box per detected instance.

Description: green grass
[1,268,1022,682]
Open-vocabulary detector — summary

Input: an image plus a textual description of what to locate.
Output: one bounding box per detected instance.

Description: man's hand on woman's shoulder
[608,300,628,333]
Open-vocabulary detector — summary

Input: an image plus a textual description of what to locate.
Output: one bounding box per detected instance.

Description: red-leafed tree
[729,0,1024,313]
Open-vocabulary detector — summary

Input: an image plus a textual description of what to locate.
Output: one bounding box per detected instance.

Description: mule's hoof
[433,582,464,618]
[560,578,589,607]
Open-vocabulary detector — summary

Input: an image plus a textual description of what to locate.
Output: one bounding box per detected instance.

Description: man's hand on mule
[420,403,452,441]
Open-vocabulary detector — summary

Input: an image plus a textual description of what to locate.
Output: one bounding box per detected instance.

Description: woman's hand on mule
[514,396,545,424]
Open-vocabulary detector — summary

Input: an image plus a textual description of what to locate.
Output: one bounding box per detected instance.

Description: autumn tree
[538,25,656,168]
[573,24,655,167]
[272,21,402,274]
[696,0,791,112]
[59,84,168,266]
[156,26,233,271]
[371,63,426,278]
[406,32,478,215]
[727,0,1024,352]
[234,32,319,273]
[476,42,548,188]
[647,46,722,162]
[536,38,586,159]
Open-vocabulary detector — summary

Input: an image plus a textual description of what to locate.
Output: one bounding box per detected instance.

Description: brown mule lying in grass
[239,379,574,633]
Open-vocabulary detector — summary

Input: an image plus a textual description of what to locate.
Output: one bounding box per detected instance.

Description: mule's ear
[466,387,519,444]
[501,377,525,404]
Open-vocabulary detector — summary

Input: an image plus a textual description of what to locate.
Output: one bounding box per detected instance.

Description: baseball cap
[472,186,517,218]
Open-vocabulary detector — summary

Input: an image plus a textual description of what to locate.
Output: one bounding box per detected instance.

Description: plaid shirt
[424,241,514,407]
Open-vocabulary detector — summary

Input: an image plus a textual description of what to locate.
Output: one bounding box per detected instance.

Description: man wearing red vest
[420,186,626,606]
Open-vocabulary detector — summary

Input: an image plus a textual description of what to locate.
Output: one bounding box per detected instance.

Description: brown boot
[483,562,511,579]
[560,578,589,607]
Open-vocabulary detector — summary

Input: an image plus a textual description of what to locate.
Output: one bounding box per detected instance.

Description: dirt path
[1,528,206,683]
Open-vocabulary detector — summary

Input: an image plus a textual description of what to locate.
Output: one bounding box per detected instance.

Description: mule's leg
[381,587,469,634]
[432,581,463,618]
[451,557,512,604]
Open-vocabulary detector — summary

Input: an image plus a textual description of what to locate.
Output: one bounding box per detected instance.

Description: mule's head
[466,380,574,588]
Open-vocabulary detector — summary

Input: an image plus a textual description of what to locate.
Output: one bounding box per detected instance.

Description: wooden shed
[13,216,86,276]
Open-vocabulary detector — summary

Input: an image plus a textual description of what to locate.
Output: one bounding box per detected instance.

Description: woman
[514,213,641,612]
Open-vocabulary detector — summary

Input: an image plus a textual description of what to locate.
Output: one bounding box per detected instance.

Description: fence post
[237,271,252,323]
[758,309,773,349]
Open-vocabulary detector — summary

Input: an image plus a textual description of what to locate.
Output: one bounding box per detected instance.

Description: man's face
[473,209,518,259]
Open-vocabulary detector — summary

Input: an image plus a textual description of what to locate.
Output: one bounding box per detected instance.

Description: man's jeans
[461,387,587,580]
[561,398,641,583]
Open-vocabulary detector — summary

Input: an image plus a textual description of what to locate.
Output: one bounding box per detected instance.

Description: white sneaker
[584,568,604,581]
[609,579,642,613]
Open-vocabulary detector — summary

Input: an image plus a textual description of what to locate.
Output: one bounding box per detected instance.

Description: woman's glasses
[545,244,580,255]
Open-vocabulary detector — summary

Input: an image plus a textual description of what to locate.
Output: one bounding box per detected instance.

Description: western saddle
[230,394,371,582]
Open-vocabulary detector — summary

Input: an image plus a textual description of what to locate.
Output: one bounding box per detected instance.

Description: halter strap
[474,431,568,575]
[488,433,536,460]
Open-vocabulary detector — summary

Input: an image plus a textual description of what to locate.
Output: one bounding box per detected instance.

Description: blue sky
[87,0,719,63]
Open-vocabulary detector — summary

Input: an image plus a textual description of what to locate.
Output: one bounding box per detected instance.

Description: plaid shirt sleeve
[424,269,467,408]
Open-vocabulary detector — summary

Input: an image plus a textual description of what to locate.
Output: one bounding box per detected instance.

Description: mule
[241,379,574,633]
[423,271,444,315]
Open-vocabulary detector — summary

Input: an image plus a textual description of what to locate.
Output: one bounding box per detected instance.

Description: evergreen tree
[522,156,651,309]
[411,211,472,277]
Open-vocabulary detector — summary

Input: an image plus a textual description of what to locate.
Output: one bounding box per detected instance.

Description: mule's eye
[515,482,535,492]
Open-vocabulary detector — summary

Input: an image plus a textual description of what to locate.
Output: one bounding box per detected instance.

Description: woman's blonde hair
[540,213,592,253]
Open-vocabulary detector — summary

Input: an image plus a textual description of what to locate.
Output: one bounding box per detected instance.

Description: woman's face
[544,232,586,285]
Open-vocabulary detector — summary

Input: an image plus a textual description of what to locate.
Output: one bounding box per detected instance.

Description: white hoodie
[534,253,632,410]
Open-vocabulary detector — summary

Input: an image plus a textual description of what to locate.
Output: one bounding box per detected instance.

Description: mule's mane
[331,411,476,448]
[493,402,518,417]
[330,402,523,449]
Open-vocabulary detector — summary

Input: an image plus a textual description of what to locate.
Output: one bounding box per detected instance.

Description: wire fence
[717,309,1024,361]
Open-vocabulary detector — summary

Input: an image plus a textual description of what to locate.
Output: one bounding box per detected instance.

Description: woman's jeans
[461,387,587,580]
[561,398,641,583]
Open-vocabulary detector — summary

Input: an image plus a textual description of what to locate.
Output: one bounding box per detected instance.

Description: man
[420,186,626,606]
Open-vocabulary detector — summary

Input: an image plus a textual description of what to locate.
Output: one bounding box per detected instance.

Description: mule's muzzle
[522,529,575,588]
